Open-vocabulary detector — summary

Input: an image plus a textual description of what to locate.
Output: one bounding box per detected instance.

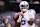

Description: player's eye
[21,5,28,7]
[26,5,28,7]
[21,5,24,7]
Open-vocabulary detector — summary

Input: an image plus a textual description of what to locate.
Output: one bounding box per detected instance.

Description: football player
[13,1,36,27]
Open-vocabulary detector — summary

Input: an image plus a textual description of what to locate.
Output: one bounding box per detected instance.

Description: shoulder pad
[29,9,33,12]
[29,9,36,14]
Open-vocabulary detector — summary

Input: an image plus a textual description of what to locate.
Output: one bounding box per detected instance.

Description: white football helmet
[19,1,29,12]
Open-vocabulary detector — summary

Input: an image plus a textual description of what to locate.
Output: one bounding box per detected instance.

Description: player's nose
[23,6,26,9]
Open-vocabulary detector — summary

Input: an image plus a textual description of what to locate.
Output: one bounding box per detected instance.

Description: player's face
[21,5,28,9]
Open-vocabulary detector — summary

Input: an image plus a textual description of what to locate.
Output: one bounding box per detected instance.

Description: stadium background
[0,0,40,27]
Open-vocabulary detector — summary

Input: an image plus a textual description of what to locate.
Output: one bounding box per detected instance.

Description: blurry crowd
[35,14,40,27]
[0,12,15,27]
[0,0,40,27]
[29,1,40,4]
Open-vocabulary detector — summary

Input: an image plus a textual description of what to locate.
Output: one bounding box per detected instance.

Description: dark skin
[13,14,20,27]
[28,18,34,25]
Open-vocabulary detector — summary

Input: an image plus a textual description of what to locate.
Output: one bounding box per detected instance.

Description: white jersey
[17,9,36,27]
